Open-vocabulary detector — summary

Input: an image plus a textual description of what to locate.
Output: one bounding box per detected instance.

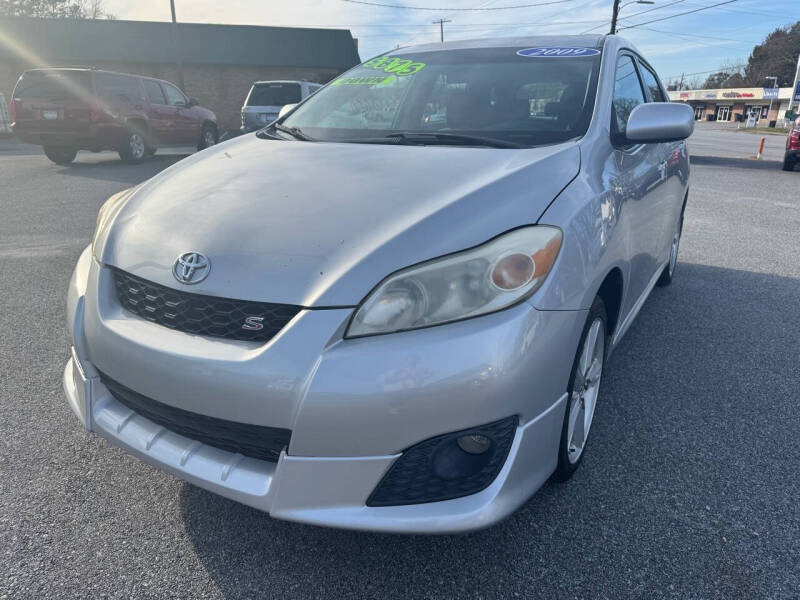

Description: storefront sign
[763,88,779,99]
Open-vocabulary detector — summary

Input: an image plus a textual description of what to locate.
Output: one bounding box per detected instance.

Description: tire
[656,210,684,287]
[553,296,608,481]
[43,146,77,165]
[783,153,797,172]
[198,123,218,150]
[144,145,157,157]
[118,130,147,164]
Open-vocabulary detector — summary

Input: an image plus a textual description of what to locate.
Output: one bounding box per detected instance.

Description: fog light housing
[367,416,518,507]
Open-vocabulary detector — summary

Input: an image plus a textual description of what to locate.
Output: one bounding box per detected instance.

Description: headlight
[91,188,134,263]
[346,226,562,337]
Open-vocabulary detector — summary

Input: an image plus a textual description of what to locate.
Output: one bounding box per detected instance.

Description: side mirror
[278,103,298,119]
[187,97,199,107]
[625,102,694,144]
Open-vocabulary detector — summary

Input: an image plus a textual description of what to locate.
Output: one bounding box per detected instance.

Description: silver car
[64,35,693,533]
[240,80,322,132]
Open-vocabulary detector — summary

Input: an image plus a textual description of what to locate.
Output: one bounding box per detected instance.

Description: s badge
[242,316,265,331]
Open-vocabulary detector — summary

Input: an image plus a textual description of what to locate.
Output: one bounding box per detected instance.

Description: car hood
[101,134,579,307]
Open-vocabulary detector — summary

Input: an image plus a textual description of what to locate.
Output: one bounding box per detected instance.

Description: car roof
[389,34,608,55]
[22,67,178,86]
[251,80,312,86]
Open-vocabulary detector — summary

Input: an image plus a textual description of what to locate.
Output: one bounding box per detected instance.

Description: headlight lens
[91,188,134,263]
[346,226,562,337]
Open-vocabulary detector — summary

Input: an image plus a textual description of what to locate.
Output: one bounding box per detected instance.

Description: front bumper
[65,246,586,533]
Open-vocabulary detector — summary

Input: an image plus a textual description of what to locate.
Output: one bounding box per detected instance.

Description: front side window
[638,63,666,103]
[247,83,302,106]
[161,82,187,107]
[612,55,646,136]
[282,47,601,146]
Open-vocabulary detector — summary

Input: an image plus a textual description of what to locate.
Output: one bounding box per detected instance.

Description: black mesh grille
[367,416,518,507]
[111,268,301,342]
[100,373,291,463]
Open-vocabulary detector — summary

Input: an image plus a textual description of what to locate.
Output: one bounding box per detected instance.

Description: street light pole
[170,0,185,91]
[611,0,655,34]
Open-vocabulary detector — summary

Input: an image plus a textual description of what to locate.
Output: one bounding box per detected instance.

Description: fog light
[457,434,491,455]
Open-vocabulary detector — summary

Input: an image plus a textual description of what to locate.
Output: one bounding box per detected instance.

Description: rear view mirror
[625,103,694,144]
[278,103,298,119]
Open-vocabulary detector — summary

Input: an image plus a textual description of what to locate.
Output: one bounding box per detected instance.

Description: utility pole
[170,0,185,91]
[610,0,654,34]
[432,18,452,43]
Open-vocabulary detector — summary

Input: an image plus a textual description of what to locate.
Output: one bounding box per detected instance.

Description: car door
[161,81,200,144]
[610,53,666,317]
[636,58,687,267]
[141,79,173,145]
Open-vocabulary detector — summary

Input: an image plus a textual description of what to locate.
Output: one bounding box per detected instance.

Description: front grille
[100,373,291,463]
[111,268,301,343]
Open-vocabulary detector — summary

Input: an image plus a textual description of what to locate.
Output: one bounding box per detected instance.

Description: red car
[784,116,800,172]
[11,67,218,165]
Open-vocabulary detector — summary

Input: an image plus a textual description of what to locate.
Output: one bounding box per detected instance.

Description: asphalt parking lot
[1,129,799,599]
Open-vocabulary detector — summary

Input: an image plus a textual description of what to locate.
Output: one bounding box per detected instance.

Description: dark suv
[11,68,218,165]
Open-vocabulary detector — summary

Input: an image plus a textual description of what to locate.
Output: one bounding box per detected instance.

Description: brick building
[0,17,360,130]
[668,86,798,125]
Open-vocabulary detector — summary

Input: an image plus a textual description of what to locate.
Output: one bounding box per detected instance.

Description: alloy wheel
[130,134,145,160]
[566,318,605,464]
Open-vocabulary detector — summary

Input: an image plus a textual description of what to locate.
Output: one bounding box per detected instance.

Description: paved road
[689,123,789,162]
[1,148,799,599]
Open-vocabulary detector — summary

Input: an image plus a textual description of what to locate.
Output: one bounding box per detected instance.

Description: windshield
[247,83,301,107]
[283,47,601,146]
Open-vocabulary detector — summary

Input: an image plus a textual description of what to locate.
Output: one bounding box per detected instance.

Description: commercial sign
[763,87,779,99]
[794,81,800,101]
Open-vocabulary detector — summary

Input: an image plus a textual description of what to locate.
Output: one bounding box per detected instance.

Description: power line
[580,0,690,34]
[633,25,756,44]
[618,0,741,30]
[341,0,579,10]
[663,64,746,80]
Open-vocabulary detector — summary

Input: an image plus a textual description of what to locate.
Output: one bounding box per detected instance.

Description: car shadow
[54,154,191,184]
[178,262,800,599]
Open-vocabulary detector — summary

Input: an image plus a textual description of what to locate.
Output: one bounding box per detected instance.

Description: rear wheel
[783,153,797,172]
[198,123,217,150]
[553,297,607,481]
[118,130,147,164]
[43,146,77,165]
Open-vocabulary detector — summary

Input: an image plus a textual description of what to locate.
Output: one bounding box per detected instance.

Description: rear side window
[96,74,142,103]
[13,70,92,101]
[638,63,666,102]
[161,82,187,107]
[612,55,646,136]
[247,83,301,106]
[143,80,166,105]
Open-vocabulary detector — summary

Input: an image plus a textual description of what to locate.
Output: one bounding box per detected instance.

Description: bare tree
[0,0,113,18]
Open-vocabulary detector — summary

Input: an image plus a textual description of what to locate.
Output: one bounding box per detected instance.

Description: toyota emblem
[173,251,210,284]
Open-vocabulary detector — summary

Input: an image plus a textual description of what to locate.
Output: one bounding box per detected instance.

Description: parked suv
[241,80,322,132]
[11,68,218,165]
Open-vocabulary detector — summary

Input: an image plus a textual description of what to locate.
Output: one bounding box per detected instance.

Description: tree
[743,22,800,87]
[0,0,113,18]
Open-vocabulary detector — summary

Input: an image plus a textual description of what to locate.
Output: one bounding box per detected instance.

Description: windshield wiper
[383,132,528,149]
[258,122,315,142]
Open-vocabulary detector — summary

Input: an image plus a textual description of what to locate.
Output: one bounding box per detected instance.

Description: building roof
[0,17,360,70]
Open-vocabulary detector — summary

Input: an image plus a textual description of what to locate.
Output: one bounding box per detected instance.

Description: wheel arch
[595,267,624,338]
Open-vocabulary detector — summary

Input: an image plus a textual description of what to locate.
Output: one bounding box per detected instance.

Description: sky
[104,0,800,86]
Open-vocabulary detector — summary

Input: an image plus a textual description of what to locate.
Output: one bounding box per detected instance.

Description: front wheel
[43,146,77,165]
[553,297,607,481]
[198,123,218,150]
[783,153,797,172]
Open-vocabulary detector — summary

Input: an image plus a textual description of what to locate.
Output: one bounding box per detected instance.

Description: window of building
[717,105,731,121]
[612,55,646,136]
